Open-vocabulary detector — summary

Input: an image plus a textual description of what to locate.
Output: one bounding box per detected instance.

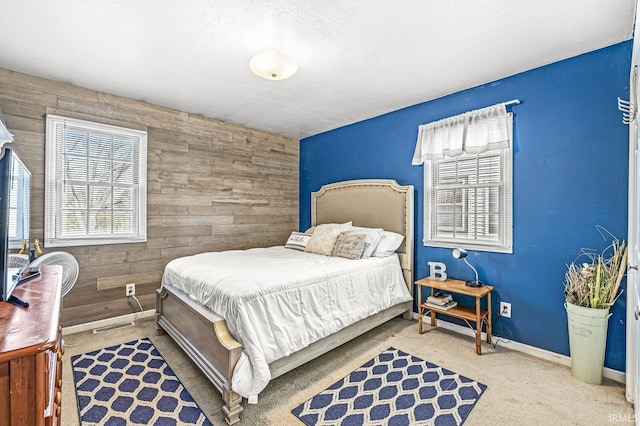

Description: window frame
[8,152,30,249]
[44,115,147,247]
[423,147,513,254]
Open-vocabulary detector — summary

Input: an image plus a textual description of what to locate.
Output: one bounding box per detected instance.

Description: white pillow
[344,227,383,259]
[284,231,312,251]
[372,231,405,257]
[305,222,352,256]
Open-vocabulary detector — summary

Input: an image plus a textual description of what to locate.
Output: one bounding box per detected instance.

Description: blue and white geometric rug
[72,337,213,425]
[292,347,486,426]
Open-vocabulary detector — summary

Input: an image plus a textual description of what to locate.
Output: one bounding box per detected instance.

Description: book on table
[424,300,457,311]
[427,293,453,306]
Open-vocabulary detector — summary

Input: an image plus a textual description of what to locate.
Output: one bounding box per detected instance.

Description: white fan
[8,254,30,268]
[30,251,79,297]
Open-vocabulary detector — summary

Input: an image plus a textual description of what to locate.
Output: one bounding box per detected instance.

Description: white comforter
[161,246,412,398]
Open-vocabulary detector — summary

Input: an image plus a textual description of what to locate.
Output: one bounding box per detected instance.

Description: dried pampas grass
[564,228,628,309]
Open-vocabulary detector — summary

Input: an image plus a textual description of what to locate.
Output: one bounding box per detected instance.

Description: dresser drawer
[0,266,63,426]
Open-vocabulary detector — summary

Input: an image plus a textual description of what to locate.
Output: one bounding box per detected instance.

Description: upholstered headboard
[311,179,414,295]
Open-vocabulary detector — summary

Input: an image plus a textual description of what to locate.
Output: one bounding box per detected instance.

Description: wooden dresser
[0,265,63,426]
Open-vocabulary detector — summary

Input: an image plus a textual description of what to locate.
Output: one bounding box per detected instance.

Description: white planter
[565,302,611,385]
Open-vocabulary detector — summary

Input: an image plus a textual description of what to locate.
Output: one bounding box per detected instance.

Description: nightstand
[415,277,493,355]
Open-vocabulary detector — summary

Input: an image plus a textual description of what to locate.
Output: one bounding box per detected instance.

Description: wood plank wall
[0,68,299,326]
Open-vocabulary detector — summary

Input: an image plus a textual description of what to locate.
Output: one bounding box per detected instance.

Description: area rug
[72,337,213,425]
[292,347,486,426]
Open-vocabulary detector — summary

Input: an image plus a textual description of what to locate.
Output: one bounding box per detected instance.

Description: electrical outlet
[500,301,511,318]
[126,283,135,297]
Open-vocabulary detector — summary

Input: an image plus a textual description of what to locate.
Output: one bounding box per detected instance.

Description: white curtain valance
[412,103,512,165]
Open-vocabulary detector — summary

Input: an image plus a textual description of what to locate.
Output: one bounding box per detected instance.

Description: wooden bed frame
[155,179,414,424]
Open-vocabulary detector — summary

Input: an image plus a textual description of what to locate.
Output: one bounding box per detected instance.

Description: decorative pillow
[305,222,352,256]
[332,233,366,260]
[344,227,383,259]
[372,231,405,257]
[285,231,312,251]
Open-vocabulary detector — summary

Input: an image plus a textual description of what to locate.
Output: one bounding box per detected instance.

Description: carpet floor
[292,347,486,425]
[62,316,633,425]
[72,337,212,426]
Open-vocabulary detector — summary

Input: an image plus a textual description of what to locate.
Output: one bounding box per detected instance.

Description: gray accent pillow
[344,227,384,258]
[332,233,366,260]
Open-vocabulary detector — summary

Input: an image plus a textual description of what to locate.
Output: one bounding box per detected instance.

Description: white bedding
[161,246,412,398]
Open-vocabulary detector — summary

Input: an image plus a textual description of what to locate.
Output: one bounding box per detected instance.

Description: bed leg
[155,314,166,335]
[222,386,243,425]
[155,289,167,336]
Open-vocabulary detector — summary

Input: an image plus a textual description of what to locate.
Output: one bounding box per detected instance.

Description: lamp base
[465,280,484,288]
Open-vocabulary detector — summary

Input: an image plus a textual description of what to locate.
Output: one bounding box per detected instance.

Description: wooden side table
[415,277,493,355]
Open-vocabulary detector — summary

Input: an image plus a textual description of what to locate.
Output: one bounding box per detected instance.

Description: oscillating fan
[30,251,79,297]
[8,254,30,269]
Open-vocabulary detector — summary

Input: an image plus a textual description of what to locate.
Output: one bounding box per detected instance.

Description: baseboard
[63,309,156,336]
[64,310,625,383]
[414,313,626,384]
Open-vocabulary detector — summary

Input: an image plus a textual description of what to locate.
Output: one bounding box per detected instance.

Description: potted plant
[563,229,627,385]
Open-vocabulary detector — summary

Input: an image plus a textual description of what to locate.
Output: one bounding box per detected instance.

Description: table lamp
[452,248,484,287]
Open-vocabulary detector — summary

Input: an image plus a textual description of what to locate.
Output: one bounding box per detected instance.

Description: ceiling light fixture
[249,50,298,81]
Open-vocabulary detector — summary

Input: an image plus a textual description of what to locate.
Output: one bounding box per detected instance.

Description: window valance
[412,103,513,165]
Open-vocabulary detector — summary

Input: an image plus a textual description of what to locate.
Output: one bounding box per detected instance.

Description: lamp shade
[452,247,482,287]
[249,50,298,81]
[452,248,468,259]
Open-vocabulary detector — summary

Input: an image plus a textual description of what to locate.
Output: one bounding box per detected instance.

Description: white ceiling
[0,1,636,139]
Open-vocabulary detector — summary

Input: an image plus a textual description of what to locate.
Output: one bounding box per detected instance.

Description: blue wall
[300,41,631,371]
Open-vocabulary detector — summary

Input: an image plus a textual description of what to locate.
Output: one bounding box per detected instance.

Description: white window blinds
[45,115,147,247]
[8,154,30,249]
[424,149,512,252]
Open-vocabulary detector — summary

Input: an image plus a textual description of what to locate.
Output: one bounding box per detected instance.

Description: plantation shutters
[45,115,147,247]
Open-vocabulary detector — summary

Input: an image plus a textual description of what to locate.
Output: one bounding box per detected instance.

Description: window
[424,148,512,253]
[8,153,30,249]
[413,103,514,253]
[45,115,147,247]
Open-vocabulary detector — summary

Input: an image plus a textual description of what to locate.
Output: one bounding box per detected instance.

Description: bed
[155,179,414,424]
